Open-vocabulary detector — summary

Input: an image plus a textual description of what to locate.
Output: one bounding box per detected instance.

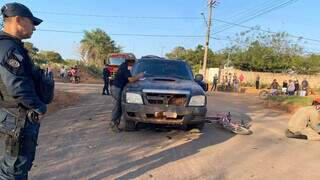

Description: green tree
[227,27,305,73]
[166,45,227,73]
[165,46,187,59]
[37,51,64,63]
[294,55,320,74]
[24,42,39,59]
[80,28,121,66]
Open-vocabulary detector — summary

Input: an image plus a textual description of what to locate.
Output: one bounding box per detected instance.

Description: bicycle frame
[206,112,249,129]
[206,112,252,135]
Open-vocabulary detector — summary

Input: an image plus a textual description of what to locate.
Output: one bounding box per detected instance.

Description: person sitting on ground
[294,79,300,95]
[300,78,309,96]
[270,79,280,96]
[282,80,288,94]
[285,97,320,141]
[287,79,295,96]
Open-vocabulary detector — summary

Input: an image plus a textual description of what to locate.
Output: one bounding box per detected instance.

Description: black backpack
[32,66,54,104]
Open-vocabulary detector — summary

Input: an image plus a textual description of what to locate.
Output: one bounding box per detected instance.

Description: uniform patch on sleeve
[3,52,24,75]
[7,58,21,68]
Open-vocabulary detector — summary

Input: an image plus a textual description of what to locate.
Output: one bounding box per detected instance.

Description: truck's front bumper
[122,103,207,125]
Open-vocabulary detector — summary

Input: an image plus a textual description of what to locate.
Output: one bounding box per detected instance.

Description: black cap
[1,2,42,26]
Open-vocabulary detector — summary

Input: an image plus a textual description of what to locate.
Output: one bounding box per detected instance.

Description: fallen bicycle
[205,112,253,135]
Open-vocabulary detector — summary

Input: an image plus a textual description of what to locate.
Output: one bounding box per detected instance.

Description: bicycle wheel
[233,126,253,135]
[223,125,253,135]
[259,90,269,100]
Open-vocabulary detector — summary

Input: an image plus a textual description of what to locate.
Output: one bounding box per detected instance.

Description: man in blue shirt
[0,2,49,179]
[110,59,143,132]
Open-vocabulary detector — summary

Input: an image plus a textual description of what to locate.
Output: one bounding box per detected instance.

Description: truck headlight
[189,95,206,106]
[126,92,143,104]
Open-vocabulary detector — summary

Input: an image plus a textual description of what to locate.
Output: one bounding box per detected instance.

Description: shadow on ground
[89,125,236,180]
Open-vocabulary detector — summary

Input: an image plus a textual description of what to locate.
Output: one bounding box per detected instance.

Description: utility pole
[202,0,217,75]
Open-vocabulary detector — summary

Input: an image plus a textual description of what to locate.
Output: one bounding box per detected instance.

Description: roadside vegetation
[24,27,319,110]
[268,96,313,107]
[166,27,320,75]
[24,28,123,81]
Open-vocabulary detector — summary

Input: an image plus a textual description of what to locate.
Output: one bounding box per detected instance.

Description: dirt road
[28,83,320,180]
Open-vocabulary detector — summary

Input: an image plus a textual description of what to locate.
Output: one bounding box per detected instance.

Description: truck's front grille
[145,93,187,106]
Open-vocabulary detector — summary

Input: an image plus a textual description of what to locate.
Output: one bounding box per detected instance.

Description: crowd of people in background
[210,72,245,93]
[209,72,310,96]
[256,74,310,96]
[268,78,309,96]
[59,65,80,83]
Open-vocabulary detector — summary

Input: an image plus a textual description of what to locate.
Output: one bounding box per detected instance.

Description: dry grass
[47,90,81,114]
[263,95,315,113]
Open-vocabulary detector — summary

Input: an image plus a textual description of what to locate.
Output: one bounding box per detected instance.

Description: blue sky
[1,0,319,59]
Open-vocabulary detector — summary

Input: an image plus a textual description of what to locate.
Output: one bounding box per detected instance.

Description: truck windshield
[132,60,193,80]
[109,57,126,66]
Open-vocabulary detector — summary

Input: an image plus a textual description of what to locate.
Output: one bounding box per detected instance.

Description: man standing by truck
[109,58,144,132]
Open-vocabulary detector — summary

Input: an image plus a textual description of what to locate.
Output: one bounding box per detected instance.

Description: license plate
[155,112,178,118]
[163,112,177,119]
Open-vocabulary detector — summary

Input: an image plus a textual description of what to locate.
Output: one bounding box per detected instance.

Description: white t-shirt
[60,68,66,74]
[288,82,295,92]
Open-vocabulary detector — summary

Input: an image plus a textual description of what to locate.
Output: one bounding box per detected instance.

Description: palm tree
[80,28,121,66]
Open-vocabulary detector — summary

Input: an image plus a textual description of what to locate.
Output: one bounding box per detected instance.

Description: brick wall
[204,68,320,89]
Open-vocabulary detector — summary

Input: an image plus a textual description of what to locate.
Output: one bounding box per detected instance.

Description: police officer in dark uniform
[109,58,143,132]
[0,2,49,179]
[102,64,110,95]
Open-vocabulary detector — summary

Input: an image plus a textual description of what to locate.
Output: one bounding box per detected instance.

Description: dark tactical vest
[0,33,25,105]
[0,34,29,157]
[0,33,54,106]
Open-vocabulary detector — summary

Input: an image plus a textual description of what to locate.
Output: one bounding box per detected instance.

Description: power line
[35,31,319,54]
[37,29,228,40]
[214,0,299,34]
[34,11,201,20]
[42,18,320,45]
[36,17,320,45]
[211,18,320,44]
[33,3,320,48]
[213,0,285,32]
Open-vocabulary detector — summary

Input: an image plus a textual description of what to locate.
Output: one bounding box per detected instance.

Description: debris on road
[87,145,97,149]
